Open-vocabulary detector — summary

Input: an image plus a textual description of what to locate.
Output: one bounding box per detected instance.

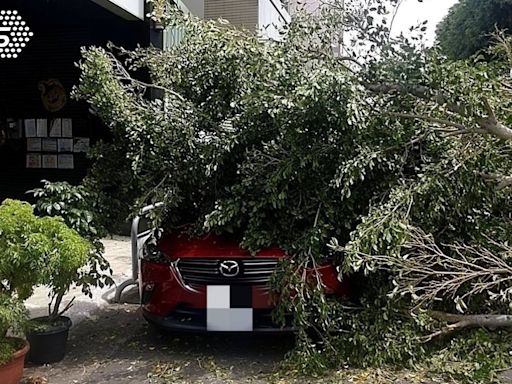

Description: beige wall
[205,0,258,29]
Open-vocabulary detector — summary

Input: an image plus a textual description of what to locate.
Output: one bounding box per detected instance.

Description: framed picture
[24,119,36,138]
[58,138,73,152]
[49,119,62,137]
[26,153,42,168]
[42,154,58,169]
[73,137,90,153]
[62,118,73,137]
[36,119,48,137]
[57,154,74,169]
[26,138,42,152]
[42,138,57,152]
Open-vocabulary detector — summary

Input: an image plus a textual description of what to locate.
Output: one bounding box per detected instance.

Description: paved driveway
[23,237,295,384]
[25,236,134,322]
[23,302,295,384]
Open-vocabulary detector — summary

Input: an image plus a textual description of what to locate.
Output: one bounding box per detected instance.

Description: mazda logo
[219,260,240,277]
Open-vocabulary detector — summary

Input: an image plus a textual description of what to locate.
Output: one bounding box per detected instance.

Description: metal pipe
[114,202,164,303]
[130,215,142,281]
[131,202,164,280]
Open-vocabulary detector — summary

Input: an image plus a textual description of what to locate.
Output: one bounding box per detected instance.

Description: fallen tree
[74,0,512,382]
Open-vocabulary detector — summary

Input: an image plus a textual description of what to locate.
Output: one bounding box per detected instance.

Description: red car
[115,204,348,332]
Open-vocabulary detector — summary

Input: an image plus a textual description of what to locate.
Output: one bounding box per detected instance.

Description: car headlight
[143,243,172,265]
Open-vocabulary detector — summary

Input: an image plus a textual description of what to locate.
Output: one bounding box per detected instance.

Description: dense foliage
[0,295,26,365]
[0,199,92,361]
[30,180,114,312]
[436,0,512,59]
[0,198,93,322]
[75,0,512,381]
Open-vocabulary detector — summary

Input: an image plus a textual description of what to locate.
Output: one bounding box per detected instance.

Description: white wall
[258,0,290,40]
[91,0,144,20]
[181,0,205,17]
[288,0,322,15]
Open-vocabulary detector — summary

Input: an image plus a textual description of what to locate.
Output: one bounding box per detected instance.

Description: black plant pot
[27,316,72,364]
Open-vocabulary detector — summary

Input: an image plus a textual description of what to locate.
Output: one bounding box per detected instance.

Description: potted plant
[0,198,93,365]
[26,181,113,364]
[26,214,92,364]
[0,199,51,383]
[0,296,29,384]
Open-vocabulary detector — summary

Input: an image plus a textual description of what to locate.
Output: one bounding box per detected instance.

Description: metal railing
[114,202,164,303]
[163,26,186,49]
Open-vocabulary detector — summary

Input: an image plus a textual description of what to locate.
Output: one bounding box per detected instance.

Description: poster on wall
[58,154,74,169]
[58,138,73,152]
[39,79,67,113]
[42,154,58,169]
[62,119,73,137]
[26,153,42,168]
[26,138,42,152]
[73,137,90,153]
[24,119,36,137]
[49,119,62,137]
[42,138,57,152]
[7,119,22,139]
[36,119,48,137]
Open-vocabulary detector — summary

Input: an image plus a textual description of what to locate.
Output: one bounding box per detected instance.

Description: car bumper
[142,308,295,333]
[140,259,348,333]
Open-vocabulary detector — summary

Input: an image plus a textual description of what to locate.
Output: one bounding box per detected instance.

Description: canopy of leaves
[436,0,512,59]
[75,1,512,381]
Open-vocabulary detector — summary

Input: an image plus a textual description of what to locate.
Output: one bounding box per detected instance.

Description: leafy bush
[0,199,52,301]
[0,198,94,326]
[0,295,27,365]
[0,199,91,362]
[30,180,113,305]
[436,0,512,60]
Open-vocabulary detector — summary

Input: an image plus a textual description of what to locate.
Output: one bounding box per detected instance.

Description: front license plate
[206,285,253,331]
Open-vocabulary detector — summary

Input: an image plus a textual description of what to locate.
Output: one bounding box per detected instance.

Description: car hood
[158,231,286,260]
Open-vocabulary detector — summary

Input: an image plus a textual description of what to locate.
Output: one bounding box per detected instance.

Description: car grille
[176,258,279,286]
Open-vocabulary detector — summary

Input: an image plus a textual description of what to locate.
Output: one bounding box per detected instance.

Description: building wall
[259,0,290,40]
[0,0,148,202]
[181,0,205,18]
[91,0,145,20]
[205,0,258,29]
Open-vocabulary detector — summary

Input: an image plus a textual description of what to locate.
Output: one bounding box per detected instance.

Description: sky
[391,0,459,45]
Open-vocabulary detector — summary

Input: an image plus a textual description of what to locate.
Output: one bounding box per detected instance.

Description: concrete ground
[23,302,295,384]
[23,237,296,384]
[25,236,134,322]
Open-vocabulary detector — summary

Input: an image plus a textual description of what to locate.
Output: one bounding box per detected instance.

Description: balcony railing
[163,26,186,49]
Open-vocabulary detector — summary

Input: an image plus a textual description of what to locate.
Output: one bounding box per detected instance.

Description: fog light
[142,283,155,305]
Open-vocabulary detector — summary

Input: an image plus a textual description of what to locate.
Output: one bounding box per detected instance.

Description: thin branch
[368,83,512,141]
[387,112,467,130]
[105,51,186,103]
[481,173,512,190]
[57,297,76,318]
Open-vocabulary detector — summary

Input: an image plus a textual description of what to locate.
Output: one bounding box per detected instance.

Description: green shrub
[0,198,93,337]
[30,181,113,304]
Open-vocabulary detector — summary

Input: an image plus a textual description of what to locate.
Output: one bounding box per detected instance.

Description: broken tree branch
[368,82,512,141]
[480,173,512,190]
[422,311,512,341]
